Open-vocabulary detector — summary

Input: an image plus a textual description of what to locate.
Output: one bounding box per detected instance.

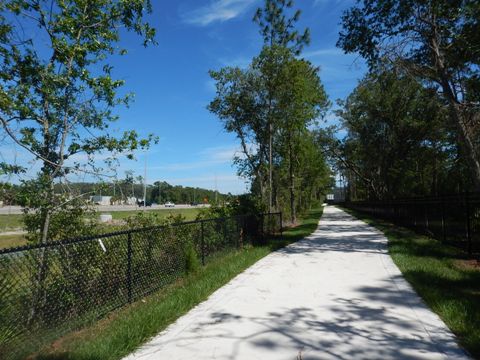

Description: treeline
[209,0,333,223]
[0,181,228,206]
[59,181,228,205]
[320,0,480,201]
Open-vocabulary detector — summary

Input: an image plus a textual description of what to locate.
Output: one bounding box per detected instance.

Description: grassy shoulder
[102,208,200,221]
[0,209,201,250]
[0,214,23,231]
[0,208,200,231]
[0,233,27,249]
[34,207,323,360]
[341,206,480,359]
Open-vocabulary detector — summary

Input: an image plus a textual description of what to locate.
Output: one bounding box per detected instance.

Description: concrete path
[124,206,469,360]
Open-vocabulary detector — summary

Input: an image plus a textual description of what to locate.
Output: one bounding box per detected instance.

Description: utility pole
[143,152,147,211]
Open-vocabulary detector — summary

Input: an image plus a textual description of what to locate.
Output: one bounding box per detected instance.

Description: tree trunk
[438,72,480,190]
[449,103,480,190]
[268,121,273,212]
[429,29,480,190]
[28,175,54,325]
[288,138,296,224]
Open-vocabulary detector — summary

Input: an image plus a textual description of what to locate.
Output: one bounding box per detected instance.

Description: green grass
[33,207,323,360]
[341,206,480,359]
[0,209,200,233]
[0,209,201,250]
[0,214,23,231]
[102,208,201,221]
[0,233,27,249]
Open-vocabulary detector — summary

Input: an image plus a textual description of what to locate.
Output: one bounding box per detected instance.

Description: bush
[183,240,200,274]
[123,211,186,229]
[196,194,266,220]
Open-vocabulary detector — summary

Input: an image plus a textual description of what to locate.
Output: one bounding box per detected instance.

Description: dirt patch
[455,259,480,271]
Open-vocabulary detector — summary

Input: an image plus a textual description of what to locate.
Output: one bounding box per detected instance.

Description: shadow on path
[122,206,469,360]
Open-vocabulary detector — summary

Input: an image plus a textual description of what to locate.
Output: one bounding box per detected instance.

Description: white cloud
[200,145,241,162]
[303,48,344,59]
[150,145,241,172]
[182,0,257,26]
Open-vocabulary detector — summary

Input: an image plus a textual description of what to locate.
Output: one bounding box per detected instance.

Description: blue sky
[1,0,366,194]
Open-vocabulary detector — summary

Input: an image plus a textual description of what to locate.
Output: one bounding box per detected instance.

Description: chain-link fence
[0,212,282,360]
[344,193,480,255]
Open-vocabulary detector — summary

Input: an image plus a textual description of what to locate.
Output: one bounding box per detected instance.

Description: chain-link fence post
[280,212,283,241]
[223,218,227,248]
[200,221,205,266]
[424,202,429,232]
[441,196,446,243]
[127,233,132,303]
[235,217,240,249]
[466,191,472,255]
[260,214,265,244]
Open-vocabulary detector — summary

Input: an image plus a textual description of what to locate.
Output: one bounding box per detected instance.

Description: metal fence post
[239,216,244,248]
[127,232,132,303]
[235,217,240,249]
[424,203,429,232]
[466,192,472,255]
[280,212,283,240]
[261,214,265,244]
[413,204,417,227]
[201,221,205,266]
[441,196,446,243]
[223,218,227,247]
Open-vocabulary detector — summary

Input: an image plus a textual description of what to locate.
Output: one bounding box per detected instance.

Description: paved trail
[125,206,469,360]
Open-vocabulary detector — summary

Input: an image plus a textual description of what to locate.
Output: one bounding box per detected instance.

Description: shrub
[183,240,200,274]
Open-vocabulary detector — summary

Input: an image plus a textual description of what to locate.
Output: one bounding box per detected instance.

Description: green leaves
[0,0,158,174]
[0,163,25,175]
[0,0,158,242]
[331,70,460,199]
[338,0,480,189]
[209,15,330,218]
[253,0,309,55]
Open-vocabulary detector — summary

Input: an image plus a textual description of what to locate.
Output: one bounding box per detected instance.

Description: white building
[90,195,112,206]
[125,197,138,205]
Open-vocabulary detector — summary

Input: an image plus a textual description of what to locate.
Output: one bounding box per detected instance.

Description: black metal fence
[0,212,282,360]
[344,193,480,255]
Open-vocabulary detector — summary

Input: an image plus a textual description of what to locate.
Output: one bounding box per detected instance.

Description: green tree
[252,0,310,211]
[338,0,480,190]
[275,57,329,222]
[209,49,330,219]
[253,0,310,55]
[325,70,457,200]
[0,0,157,243]
[209,64,269,206]
[210,1,331,218]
